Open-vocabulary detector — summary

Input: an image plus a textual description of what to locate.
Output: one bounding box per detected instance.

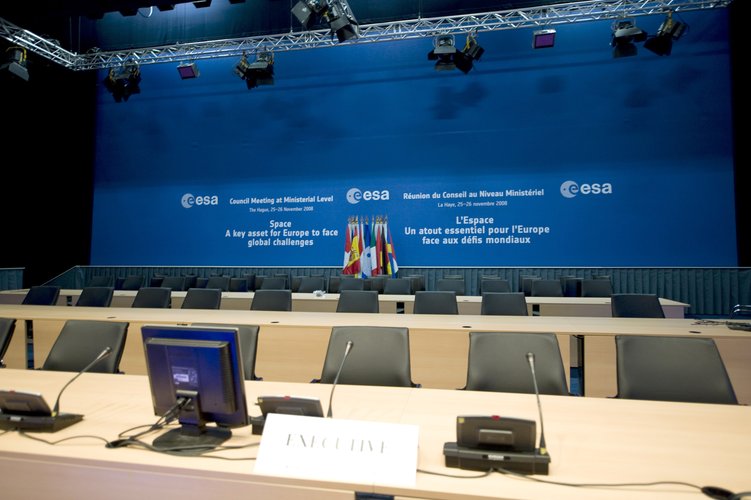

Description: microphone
[326,340,353,418]
[52,347,113,416]
[525,352,548,456]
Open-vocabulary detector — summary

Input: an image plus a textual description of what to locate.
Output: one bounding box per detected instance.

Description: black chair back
[615,335,737,404]
[131,287,172,308]
[336,290,380,313]
[181,288,222,309]
[75,286,114,307]
[480,292,529,316]
[413,291,458,314]
[611,294,665,318]
[22,286,61,305]
[251,289,292,311]
[41,320,129,373]
[0,318,17,367]
[464,331,569,395]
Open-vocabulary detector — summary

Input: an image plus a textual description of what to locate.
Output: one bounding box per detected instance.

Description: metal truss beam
[0,0,734,71]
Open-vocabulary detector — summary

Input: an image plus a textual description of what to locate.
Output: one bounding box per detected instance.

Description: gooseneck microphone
[526,352,548,455]
[52,347,113,416]
[326,340,354,418]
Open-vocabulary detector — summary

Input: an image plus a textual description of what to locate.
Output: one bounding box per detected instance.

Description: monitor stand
[153,425,231,456]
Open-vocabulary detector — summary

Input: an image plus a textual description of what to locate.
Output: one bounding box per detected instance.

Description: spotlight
[454,33,484,74]
[235,52,274,90]
[644,12,687,56]
[103,64,141,102]
[177,62,199,79]
[323,0,359,42]
[0,47,29,82]
[291,0,327,30]
[533,29,556,49]
[428,34,458,71]
[611,19,647,58]
[291,0,359,42]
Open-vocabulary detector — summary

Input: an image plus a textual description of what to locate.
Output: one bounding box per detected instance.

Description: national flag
[342,220,352,272]
[361,218,372,278]
[369,219,378,276]
[344,219,361,275]
[385,220,399,276]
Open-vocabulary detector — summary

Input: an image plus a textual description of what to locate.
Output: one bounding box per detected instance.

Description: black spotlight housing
[454,34,484,74]
[428,34,458,71]
[292,0,359,42]
[0,47,29,82]
[644,12,687,56]
[235,52,274,90]
[291,0,327,30]
[103,64,141,102]
[611,19,647,58]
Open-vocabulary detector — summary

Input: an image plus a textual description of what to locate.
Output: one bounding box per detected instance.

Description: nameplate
[254,413,419,487]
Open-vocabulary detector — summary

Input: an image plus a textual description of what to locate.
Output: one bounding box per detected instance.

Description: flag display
[342,216,398,277]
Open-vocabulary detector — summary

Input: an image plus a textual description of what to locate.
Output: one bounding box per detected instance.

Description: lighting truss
[0,0,734,71]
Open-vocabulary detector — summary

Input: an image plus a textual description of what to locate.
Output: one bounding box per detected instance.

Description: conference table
[1,303,748,405]
[0,289,690,317]
[0,369,748,500]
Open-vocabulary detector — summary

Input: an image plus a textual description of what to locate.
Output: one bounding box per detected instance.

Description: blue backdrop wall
[90,9,736,268]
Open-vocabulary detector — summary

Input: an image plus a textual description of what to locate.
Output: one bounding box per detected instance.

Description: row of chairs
[1,318,736,405]
[20,284,667,316]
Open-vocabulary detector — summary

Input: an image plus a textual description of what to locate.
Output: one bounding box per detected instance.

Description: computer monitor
[141,324,249,454]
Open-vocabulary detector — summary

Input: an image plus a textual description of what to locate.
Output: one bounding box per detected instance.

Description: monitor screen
[141,324,249,454]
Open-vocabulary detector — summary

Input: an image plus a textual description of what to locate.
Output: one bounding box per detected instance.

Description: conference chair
[75,286,114,307]
[336,290,380,313]
[0,318,17,368]
[530,279,564,297]
[181,288,222,309]
[561,276,583,297]
[297,276,326,293]
[383,278,412,295]
[183,275,198,290]
[160,276,187,291]
[131,287,172,308]
[119,275,144,290]
[193,323,262,381]
[462,331,570,395]
[520,275,541,296]
[259,277,288,290]
[614,335,737,404]
[229,277,249,292]
[243,273,257,291]
[338,278,365,291]
[406,274,426,293]
[313,326,419,387]
[22,285,61,305]
[41,320,129,374]
[250,289,292,311]
[413,291,458,314]
[87,275,114,287]
[149,276,165,287]
[480,278,511,294]
[327,276,341,293]
[206,276,231,291]
[290,276,303,292]
[195,277,209,288]
[436,278,466,296]
[611,293,665,318]
[480,292,529,316]
[581,279,613,297]
[368,276,387,294]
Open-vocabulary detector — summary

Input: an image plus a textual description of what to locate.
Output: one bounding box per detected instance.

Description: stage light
[323,0,359,42]
[103,64,141,102]
[234,52,274,90]
[611,19,647,58]
[0,47,29,82]
[428,34,458,71]
[428,34,484,74]
[533,29,556,49]
[454,33,484,74]
[291,0,359,42]
[177,62,199,79]
[644,12,687,56]
[291,0,327,30]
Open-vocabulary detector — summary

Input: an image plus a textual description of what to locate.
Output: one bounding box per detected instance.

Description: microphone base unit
[250,415,266,435]
[0,412,83,432]
[443,442,550,475]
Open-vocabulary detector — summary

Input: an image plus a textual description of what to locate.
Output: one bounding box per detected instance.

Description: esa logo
[181,193,219,208]
[560,180,613,199]
[346,187,390,204]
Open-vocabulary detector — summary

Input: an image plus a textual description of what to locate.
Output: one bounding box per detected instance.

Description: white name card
[254,413,419,487]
